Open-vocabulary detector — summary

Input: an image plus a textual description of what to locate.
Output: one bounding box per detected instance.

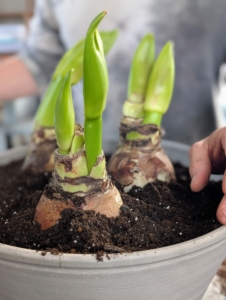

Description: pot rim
[0,222,225,267]
[0,140,191,162]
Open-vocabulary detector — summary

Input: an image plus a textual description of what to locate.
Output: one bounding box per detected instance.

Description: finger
[222,171,226,195]
[190,164,211,192]
[216,172,226,225]
[189,142,211,192]
[216,195,226,225]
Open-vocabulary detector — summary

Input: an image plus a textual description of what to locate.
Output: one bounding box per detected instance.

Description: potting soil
[0,159,222,259]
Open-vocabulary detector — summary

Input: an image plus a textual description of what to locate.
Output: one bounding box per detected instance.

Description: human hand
[189,127,226,225]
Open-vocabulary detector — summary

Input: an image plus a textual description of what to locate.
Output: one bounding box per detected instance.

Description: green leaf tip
[55,69,75,154]
[127,33,155,103]
[100,29,119,54]
[34,76,63,127]
[52,39,84,85]
[143,41,175,125]
[53,28,117,86]
[83,11,109,120]
[35,26,117,128]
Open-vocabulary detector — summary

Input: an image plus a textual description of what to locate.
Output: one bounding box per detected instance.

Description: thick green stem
[142,111,162,126]
[84,117,102,172]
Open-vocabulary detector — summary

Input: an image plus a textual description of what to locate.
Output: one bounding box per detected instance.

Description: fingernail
[191,174,197,183]
[222,207,226,219]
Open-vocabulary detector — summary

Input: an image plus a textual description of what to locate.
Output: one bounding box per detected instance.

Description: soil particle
[0,160,223,255]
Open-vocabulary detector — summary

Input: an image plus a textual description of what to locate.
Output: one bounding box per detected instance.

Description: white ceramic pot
[0,140,226,300]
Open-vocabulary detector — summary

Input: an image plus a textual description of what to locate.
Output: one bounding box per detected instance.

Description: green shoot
[127,33,155,103]
[35,29,118,128]
[143,42,175,126]
[83,11,108,172]
[55,70,75,154]
[123,34,155,119]
[53,30,118,84]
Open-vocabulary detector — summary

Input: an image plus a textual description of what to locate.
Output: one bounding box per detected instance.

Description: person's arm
[0,0,65,102]
[189,127,226,224]
[0,56,38,101]
[19,0,65,94]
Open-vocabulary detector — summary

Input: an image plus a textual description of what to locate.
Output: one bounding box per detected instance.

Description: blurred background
[0,0,37,151]
[0,0,226,153]
[0,1,226,298]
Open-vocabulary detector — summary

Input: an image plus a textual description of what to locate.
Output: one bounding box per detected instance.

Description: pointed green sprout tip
[127,33,155,102]
[35,27,117,127]
[55,69,75,154]
[143,41,175,126]
[83,11,108,119]
[83,11,108,172]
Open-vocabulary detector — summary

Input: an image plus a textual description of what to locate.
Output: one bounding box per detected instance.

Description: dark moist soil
[0,158,223,260]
